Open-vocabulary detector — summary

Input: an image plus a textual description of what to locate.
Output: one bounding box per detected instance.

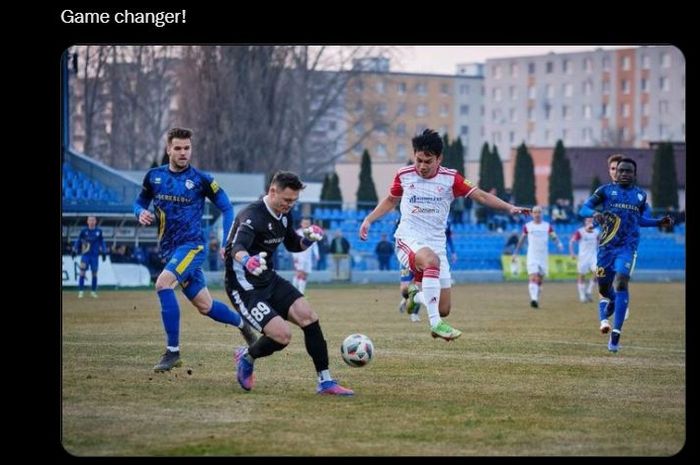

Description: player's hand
[510,206,531,216]
[359,219,371,241]
[592,212,606,225]
[660,215,675,227]
[242,252,267,276]
[302,225,324,242]
[138,209,155,226]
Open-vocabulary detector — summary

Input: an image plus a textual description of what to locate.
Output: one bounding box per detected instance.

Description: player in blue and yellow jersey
[579,158,673,352]
[225,171,353,396]
[72,215,108,298]
[134,127,256,372]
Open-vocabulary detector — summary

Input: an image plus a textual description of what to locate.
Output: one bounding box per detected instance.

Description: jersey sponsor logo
[408,195,442,203]
[264,237,284,245]
[637,193,643,201]
[411,205,440,214]
[155,193,191,204]
[282,216,288,228]
[185,179,195,190]
[154,177,161,184]
[268,223,273,231]
[210,180,220,193]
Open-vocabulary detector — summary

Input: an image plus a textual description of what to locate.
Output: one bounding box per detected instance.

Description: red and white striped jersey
[523,220,553,259]
[391,165,476,246]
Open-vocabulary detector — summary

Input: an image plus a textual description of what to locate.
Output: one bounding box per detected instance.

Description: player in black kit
[224,171,354,396]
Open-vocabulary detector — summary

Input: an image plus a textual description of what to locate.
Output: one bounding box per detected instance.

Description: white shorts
[526,257,548,276]
[395,237,451,288]
[577,258,597,275]
[293,256,313,274]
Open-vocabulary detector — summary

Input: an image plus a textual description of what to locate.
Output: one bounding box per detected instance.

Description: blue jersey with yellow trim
[74,227,106,256]
[134,165,233,260]
[583,183,651,251]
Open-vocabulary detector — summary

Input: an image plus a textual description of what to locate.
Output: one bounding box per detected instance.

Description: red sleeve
[522,225,528,234]
[452,172,476,197]
[389,172,403,197]
[572,230,582,241]
[548,225,554,234]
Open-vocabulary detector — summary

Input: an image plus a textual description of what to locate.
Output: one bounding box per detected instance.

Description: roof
[566,146,685,189]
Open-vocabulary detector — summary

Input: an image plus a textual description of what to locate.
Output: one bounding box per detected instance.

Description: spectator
[207,234,220,271]
[374,233,394,270]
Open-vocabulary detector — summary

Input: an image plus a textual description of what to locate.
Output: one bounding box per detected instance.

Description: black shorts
[225,272,303,332]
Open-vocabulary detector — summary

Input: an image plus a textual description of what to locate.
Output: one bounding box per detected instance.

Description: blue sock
[78,275,85,291]
[598,298,610,321]
[206,300,242,327]
[157,289,180,349]
[91,276,97,291]
[613,290,629,331]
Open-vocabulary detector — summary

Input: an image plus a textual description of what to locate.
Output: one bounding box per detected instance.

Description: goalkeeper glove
[241,252,268,276]
[301,225,324,247]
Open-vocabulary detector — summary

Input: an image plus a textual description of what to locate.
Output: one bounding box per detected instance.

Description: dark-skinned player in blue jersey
[72,215,108,298]
[579,158,673,353]
[134,127,256,372]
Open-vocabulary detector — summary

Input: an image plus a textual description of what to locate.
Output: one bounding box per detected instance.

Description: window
[459,84,470,95]
[582,127,593,143]
[528,62,535,74]
[493,87,502,101]
[621,103,630,118]
[661,52,671,68]
[659,100,669,115]
[397,82,407,94]
[510,63,519,78]
[328,121,336,131]
[510,86,517,100]
[544,105,551,120]
[545,84,554,98]
[640,125,647,139]
[583,57,593,73]
[562,105,570,120]
[582,80,593,95]
[509,131,515,143]
[397,102,406,115]
[493,64,502,79]
[563,83,573,97]
[396,123,406,136]
[528,85,536,99]
[376,80,385,94]
[562,128,568,143]
[546,61,553,73]
[440,83,450,95]
[642,102,649,116]
[660,124,669,138]
[544,129,552,143]
[354,80,364,92]
[602,80,610,94]
[583,104,592,119]
[602,103,609,118]
[509,108,517,123]
[563,59,572,74]
[459,104,470,116]
[621,79,630,94]
[621,56,631,70]
[660,76,670,92]
[377,102,387,116]
[460,125,469,136]
[641,78,648,92]
[415,82,427,95]
[376,144,387,158]
[439,104,449,117]
[642,55,650,69]
[416,104,428,117]
[602,56,611,70]
[527,107,535,121]
[397,144,407,159]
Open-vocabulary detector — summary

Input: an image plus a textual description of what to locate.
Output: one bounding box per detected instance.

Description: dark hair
[411,129,443,156]
[618,157,637,173]
[270,170,305,191]
[607,153,624,166]
[167,127,193,144]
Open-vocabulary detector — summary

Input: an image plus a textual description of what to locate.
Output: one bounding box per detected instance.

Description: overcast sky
[390,45,635,75]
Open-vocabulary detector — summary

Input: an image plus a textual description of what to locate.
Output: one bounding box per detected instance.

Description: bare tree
[73,45,112,155]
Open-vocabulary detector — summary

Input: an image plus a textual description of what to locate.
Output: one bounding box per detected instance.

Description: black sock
[302,321,329,372]
[248,335,287,360]
[401,289,409,299]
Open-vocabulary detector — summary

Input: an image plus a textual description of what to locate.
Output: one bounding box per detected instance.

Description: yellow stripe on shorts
[175,245,204,275]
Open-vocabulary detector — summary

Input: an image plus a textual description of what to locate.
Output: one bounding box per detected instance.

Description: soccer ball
[340,333,374,367]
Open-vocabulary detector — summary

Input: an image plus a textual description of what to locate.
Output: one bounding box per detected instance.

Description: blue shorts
[164,244,206,300]
[597,247,637,282]
[80,254,99,273]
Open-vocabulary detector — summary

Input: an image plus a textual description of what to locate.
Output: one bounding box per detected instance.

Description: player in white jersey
[291,218,319,294]
[569,217,599,303]
[359,129,530,340]
[511,206,564,308]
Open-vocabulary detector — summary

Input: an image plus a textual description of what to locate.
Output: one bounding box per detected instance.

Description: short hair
[411,129,443,156]
[270,170,305,191]
[618,157,637,173]
[607,153,624,166]
[167,127,193,144]
[532,205,543,213]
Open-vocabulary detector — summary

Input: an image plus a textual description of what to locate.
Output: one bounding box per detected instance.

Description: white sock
[421,270,442,327]
[528,282,538,301]
[298,278,306,294]
[577,282,586,300]
[586,278,596,294]
[414,291,426,305]
[166,345,180,352]
[318,369,332,382]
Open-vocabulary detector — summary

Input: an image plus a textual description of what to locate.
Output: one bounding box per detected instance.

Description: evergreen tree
[491,145,505,198]
[548,140,573,206]
[320,173,330,201]
[651,142,679,210]
[328,172,343,205]
[356,149,378,209]
[512,143,536,206]
[590,175,602,195]
[441,133,454,171]
[478,142,492,191]
[453,138,466,177]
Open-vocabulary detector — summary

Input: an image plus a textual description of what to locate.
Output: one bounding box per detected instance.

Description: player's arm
[549,228,564,251]
[205,177,234,245]
[359,195,400,241]
[133,174,155,226]
[98,231,108,261]
[511,229,527,261]
[71,230,84,258]
[569,231,580,258]
[639,203,674,228]
[469,188,530,216]
[230,219,268,276]
[578,187,605,222]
